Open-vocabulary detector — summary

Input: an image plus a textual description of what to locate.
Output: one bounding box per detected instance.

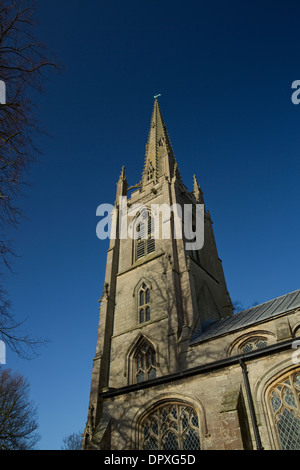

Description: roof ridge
[238,288,300,314]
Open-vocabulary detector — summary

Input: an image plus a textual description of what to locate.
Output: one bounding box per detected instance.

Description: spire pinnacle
[193,174,204,204]
[119,165,126,182]
[115,165,127,202]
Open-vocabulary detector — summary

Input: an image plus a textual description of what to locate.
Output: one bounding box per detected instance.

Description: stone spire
[142,99,180,187]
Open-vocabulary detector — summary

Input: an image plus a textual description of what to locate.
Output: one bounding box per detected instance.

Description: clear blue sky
[2,0,300,449]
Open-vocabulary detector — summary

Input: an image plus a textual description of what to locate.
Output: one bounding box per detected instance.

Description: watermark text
[96,197,204,251]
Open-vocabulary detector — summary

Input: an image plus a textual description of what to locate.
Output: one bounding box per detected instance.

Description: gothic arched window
[139,283,151,324]
[135,211,155,261]
[269,369,300,450]
[134,341,157,383]
[140,403,201,450]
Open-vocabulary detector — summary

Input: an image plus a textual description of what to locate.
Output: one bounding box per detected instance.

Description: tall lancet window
[135,210,155,261]
[134,340,157,383]
[139,283,151,324]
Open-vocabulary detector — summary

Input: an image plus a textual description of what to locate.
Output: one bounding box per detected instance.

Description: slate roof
[190,289,300,346]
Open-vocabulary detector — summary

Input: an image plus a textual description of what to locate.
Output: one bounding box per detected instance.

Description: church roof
[190,289,300,345]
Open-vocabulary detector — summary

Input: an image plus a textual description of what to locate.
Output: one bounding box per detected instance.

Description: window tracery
[240,337,268,354]
[140,403,201,450]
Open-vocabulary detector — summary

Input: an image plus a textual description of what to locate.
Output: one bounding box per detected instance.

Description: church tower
[83,99,233,449]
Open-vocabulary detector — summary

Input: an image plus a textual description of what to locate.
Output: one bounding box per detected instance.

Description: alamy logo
[0,80,6,104]
[0,341,6,365]
[96,197,204,250]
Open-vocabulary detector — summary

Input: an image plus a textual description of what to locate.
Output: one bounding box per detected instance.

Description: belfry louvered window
[269,370,300,450]
[136,212,155,260]
[141,403,201,450]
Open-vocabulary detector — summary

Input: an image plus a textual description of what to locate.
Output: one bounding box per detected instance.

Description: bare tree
[0,284,43,358]
[61,431,83,451]
[0,0,57,357]
[0,367,40,449]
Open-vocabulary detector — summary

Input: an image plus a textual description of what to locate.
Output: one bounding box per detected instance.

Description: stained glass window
[269,370,300,450]
[141,403,201,450]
